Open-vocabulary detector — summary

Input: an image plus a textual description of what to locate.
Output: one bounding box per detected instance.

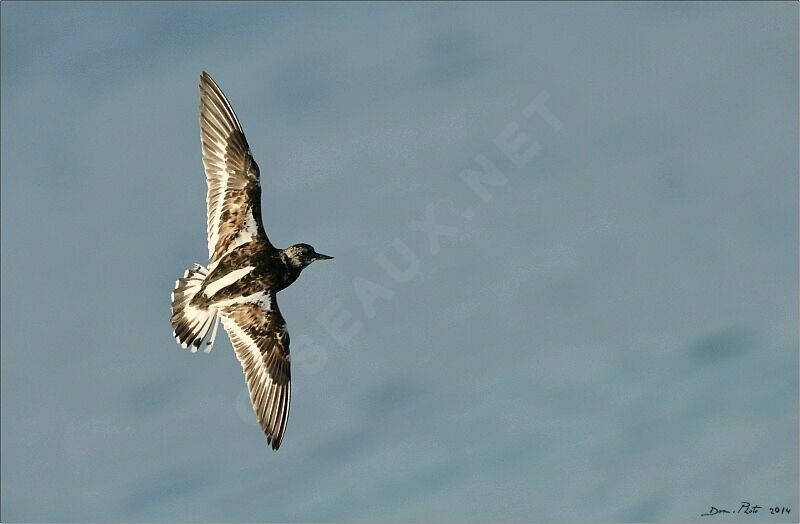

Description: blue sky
[1,2,797,522]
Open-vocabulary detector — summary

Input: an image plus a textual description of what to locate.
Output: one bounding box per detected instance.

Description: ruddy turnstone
[170,72,333,450]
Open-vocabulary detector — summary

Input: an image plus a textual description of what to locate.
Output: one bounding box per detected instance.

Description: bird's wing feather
[199,71,273,262]
[220,292,291,450]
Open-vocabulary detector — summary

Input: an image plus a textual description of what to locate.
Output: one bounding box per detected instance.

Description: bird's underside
[170,72,298,450]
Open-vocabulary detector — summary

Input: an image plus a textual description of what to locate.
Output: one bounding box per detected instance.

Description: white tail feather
[170,264,217,351]
[205,315,221,353]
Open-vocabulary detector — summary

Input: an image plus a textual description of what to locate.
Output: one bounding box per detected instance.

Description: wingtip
[199,71,212,90]
[268,435,281,451]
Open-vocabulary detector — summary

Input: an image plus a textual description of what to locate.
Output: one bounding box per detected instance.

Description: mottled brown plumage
[170,72,332,450]
[221,294,290,450]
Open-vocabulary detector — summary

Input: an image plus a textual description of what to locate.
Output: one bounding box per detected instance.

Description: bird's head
[282,243,334,270]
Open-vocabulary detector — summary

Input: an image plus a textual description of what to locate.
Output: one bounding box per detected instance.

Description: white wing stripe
[203,266,255,297]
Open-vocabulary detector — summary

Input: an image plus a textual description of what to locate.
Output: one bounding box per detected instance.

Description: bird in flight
[170,72,333,450]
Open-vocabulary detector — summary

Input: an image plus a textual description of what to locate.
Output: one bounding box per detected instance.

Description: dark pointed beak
[315,253,334,260]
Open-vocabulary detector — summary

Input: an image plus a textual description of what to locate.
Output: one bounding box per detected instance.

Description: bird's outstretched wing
[220,292,291,450]
[199,71,274,262]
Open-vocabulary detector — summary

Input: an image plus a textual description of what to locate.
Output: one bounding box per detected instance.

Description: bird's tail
[170,264,220,352]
